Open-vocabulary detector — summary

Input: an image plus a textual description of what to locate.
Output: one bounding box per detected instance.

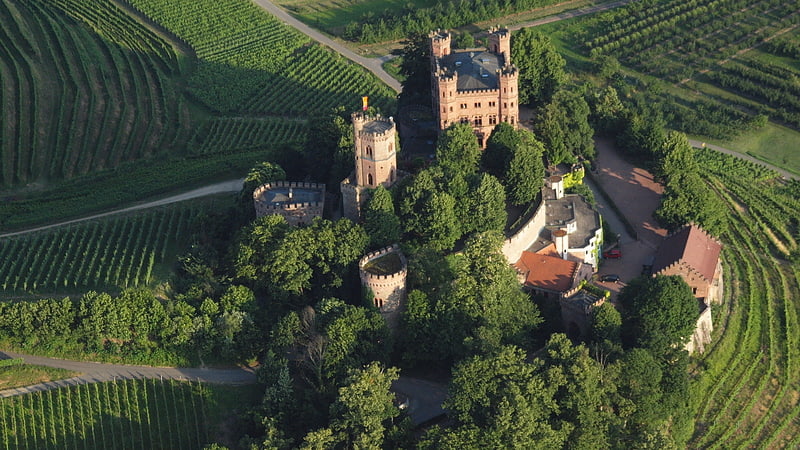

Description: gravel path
[0,350,257,398]
[0,179,243,238]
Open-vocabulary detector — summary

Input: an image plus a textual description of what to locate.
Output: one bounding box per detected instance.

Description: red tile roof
[515,251,578,293]
[652,224,722,281]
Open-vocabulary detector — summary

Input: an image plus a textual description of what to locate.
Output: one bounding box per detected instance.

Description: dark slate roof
[440,51,503,90]
[362,119,393,134]
[652,224,722,281]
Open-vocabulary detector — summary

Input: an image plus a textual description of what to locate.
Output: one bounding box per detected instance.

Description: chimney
[549,175,564,200]
[288,188,293,199]
[552,229,569,260]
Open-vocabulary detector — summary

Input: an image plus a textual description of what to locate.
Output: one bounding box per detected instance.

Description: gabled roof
[652,224,722,281]
[515,251,578,293]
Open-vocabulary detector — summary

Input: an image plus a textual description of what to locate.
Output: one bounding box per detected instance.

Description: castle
[253,181,325,226]
[359,244,408,330]
[430,28,519,147]
[340,112,399,221]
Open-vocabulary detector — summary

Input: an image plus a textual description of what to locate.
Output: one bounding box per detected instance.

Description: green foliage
[512,29,567,106]
[400,232,541,365]
[619,275,699,352]
[341,0,565,43]
[484,124,545,206]
[363,186,401,249]
[436,123,482,176]
[232,217,368,299]
[533,88,595,165]
[240,162,287,208]
[461,174,507,235]
[655,133,727,235]
[327,362,400,449]
[591,302,622,344]
[304,107,354,186]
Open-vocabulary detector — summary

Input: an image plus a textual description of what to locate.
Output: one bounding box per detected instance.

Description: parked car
[600,274,620,283]
[603,249,622,259]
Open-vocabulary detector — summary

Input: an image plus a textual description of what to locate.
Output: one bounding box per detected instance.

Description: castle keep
[341,112,398,221]
[430,28,519,147]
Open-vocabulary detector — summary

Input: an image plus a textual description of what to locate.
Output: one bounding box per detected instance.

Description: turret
[359,245,408,330]
[498,65,519,127]
[352,112,398,189]
[434,72,458,129]
[429,29,451,60]
[488,27,511,64]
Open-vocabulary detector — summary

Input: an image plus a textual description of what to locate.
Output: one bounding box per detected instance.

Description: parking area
[589,138,669,298]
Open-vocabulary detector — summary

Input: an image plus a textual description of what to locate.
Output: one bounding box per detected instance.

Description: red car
[603,249,622,259]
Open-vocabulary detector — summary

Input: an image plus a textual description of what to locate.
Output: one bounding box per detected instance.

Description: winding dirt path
[0,179,243,238]
[0,350,257,398]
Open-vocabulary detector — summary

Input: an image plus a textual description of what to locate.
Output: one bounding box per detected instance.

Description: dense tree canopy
[534,89,596,164]
[511,28,567,106]
[483,123,545,205]
[619,275,699,352]
[436,122,482,175]
[363,185,401,249]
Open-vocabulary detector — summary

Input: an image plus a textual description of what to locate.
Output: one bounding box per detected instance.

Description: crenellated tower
[359,244,408,331]
[341,113,398,221]
[488,27,511,64]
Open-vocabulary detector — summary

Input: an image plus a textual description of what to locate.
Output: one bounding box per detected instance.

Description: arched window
[389,143,393,152]
[366,146,373,157]
[368,173,373,186]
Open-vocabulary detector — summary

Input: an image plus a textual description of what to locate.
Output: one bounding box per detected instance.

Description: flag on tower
[362,96,369,111]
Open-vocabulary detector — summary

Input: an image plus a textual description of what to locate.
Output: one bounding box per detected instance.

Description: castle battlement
[253,181,325,226]
[358,244,408,330]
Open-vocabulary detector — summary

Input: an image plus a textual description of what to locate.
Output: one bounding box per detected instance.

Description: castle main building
[430,28,519,147]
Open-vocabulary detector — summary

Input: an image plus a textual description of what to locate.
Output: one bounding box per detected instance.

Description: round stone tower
[358,244,408,331]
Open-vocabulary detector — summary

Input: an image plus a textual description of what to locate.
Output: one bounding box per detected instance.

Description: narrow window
[366,146,373,157]
[368,173,373,186]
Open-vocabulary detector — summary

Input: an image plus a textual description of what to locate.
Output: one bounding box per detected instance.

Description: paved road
[0,179,243,238]
[250,0,402,92]
[688,139,798,180]
[0,350,257,398]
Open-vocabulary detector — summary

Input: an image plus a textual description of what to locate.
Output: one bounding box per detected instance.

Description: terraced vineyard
[585,0,800,128]
[0,0,190,187]
[189,117,307,154]
[0,205,201,293]
[0,379,209,449]
[690,150,800,447]
[127,0,396,115]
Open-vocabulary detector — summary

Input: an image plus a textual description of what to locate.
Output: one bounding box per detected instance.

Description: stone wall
[686,304,713,354]
[502,201,547,263]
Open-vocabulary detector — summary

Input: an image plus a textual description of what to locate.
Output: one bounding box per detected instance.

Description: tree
[590,302,622,344]
[618,275,699,352]
[434,345,566,448]
[363,185,401,249]
[461,173,507,235]
[436,122,481,176]
[418,191,460,251]
[483,122,519,178]
[590,85,626,136]
[328,362,400,449]
[505,129,545,205]
[535,89,595,164]
[304,107,354,186]
[511,28,567,105]
[398,32,432,103]
[240,161,286,212]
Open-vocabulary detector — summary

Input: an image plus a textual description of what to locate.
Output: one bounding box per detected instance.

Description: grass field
[0,365,79,391]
